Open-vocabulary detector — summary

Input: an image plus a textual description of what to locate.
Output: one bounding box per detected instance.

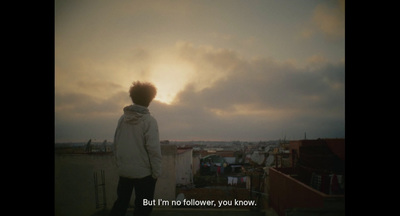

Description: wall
[269,168,344,216]
[154,144,177,202]
[289,139,345,161]
[325,139,345,161]
[55,144,177,216]
[192,154,201,175]
[175,148,193,185]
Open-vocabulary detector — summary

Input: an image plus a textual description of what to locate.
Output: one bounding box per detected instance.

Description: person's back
[114,104,161,179]
[110,81,161,216]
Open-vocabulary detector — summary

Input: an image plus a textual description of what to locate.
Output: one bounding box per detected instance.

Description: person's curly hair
[129,81,157,107]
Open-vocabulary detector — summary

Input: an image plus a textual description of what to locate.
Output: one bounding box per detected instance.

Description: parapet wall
[269,167,344,216]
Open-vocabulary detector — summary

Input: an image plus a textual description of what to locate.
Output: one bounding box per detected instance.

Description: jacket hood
[122,104,150,124]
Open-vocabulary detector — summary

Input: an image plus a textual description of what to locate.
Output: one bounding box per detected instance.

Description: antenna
[102,139,107,152]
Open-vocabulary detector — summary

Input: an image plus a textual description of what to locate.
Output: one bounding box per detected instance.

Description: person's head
[129,81,157,107]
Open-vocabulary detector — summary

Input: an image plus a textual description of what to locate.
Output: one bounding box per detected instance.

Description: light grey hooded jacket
[113,104,162,179]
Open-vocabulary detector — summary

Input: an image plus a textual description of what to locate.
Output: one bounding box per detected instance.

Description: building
[176,147,194,186]
[268,138,345,216]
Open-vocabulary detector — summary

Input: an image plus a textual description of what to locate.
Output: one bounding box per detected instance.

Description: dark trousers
[109,175,157,216]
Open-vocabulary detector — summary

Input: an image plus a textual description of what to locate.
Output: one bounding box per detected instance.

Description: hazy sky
[55,0,345,143]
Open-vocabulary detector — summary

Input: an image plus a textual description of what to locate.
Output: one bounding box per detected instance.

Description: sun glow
[150,62,194,104]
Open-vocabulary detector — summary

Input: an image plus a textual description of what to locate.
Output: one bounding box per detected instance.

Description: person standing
[109,81,162,216]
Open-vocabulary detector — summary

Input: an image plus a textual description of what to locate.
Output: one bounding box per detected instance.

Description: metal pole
[94,172,99,209]
[101,169,106,209]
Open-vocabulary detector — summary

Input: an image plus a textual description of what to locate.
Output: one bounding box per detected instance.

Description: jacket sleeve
[144,117,162,179]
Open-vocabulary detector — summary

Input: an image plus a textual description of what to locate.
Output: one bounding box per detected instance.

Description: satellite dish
[265,154,275,166]
[250,151,265,165]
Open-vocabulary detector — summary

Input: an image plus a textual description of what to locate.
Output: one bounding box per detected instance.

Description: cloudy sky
[55,0,345,143]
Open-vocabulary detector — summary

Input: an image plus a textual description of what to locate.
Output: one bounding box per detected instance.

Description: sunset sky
[55,0,345,143]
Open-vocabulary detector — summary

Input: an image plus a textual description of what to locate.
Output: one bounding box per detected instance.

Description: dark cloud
[151,48,345,141]
[55,91,129,119]
[175,48,344,114]
[55,91,132,142]
[76,80,123,91]
[55,45,344,142]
